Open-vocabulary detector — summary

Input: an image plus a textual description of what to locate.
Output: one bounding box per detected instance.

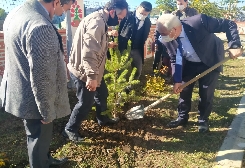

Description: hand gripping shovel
[125,56,231,120]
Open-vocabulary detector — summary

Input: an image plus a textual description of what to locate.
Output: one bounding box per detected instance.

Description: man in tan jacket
[63,0,128,142]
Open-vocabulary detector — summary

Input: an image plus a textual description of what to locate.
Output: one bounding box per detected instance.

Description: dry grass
[0,56,245,168]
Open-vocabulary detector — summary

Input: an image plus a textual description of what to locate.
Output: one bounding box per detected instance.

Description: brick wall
[0,30,69,82]
[144,25,156,58]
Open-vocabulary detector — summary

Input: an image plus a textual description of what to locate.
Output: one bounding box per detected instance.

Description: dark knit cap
[140,1,152,12]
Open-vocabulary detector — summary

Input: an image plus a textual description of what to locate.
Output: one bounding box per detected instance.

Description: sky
[0,0,244,13]
[0,0,156,12]
[129,0,157,9]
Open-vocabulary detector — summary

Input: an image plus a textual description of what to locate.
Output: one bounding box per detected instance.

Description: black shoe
[49,157,68,167]
[198,121,209,133]
[62,129,84,142]
[167,118,188,128]
[98,116,118,126]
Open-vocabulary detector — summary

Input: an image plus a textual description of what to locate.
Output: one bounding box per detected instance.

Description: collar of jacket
[183,6,191,13]
[127,11,136,18]
[25,0,52,22]
[98,9,110,24]
[38,1,49,16]
[176,6,190,14]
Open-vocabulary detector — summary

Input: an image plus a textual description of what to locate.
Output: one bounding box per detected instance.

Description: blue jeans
[65,73,108,133]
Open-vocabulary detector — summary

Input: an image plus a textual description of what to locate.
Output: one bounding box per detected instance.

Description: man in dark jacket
[157,14,243,133]
[152,10,171,75]
[172,0,198,20]
[118,1,152,80]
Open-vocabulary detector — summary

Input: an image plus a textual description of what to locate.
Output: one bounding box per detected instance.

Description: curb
[216,92,245,168]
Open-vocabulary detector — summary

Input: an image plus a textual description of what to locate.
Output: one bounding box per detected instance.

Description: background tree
[155,0,245,19]
[189,0,225,18]
[0,8,7,20]
[155,0,176,12]
[219,0,244,20]
[150,7,161,16]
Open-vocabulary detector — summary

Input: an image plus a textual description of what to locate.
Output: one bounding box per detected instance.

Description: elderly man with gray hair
[157,14,242,133]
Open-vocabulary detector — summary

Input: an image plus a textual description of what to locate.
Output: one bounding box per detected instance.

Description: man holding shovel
[157,14,243,132]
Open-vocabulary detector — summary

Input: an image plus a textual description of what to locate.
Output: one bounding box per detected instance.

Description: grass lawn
[0,56,244,168]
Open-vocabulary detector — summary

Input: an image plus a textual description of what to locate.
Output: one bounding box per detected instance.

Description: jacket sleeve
[200,14,241,47]
[193,8,198,15]
[186,7,198,17]
[82,18,105,81]
[119,17,126,35]
[172,48,183,83]
[143,19,151,43]
[26,25,58,123]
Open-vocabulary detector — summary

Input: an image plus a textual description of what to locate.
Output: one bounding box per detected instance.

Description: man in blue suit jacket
[156,14,243,132]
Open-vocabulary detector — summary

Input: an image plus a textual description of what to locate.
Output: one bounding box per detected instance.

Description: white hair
[157,14,181,31]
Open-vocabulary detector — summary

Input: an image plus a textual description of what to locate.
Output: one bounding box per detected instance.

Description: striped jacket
[0,0,71,122]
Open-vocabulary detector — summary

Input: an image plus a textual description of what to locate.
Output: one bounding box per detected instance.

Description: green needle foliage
[103,26,140,118]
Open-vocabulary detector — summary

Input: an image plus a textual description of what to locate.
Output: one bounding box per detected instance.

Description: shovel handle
[144,93,172,111]
[179,46,245,89]
[179,56,230,90]
[144,50,232,112]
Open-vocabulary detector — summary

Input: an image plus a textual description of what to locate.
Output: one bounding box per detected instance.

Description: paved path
[216,92,245,168]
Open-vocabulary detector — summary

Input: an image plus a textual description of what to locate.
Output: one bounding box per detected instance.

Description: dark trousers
[153,42,170,71]
[153,42,164,70]
[65,73,108,133]
[23,119,53,168]
[178,61,220,121]
[130,49,143,80]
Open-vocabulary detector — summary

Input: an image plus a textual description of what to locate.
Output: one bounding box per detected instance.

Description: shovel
[125,55,232,120]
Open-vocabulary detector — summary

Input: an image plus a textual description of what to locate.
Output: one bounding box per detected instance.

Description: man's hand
[41,120,52,124]
[173,83,183,94]
[229,48,243,59]
[108,41,118,48]
[86,80,97,91]
[108,30,118,37]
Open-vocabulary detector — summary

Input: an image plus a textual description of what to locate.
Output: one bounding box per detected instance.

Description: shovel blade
[125,105,145,120]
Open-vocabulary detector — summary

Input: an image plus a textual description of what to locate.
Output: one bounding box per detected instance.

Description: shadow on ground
[0,58,244,167]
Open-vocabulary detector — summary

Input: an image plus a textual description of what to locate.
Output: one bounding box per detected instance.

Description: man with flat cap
[118,1,152,83]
